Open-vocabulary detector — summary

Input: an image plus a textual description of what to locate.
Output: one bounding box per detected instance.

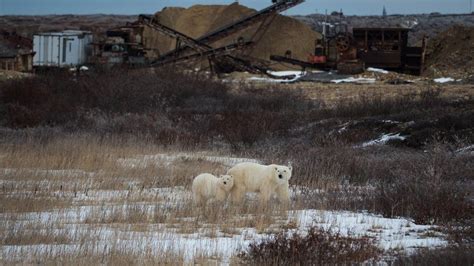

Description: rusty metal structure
[89,0,305,75]
[141,0,305,75]
[89,1,426,77]
[271,26,426,75]
[89,24,147,66]
[352,28,425,74]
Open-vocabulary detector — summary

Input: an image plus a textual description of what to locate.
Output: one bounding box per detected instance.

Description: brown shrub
[238,227,382,265]
[372,144,473,224]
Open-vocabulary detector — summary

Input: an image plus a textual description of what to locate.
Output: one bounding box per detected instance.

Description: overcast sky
[0,0,472,16]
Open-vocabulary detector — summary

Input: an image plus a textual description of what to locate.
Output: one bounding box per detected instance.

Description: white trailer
[33,30,93,67]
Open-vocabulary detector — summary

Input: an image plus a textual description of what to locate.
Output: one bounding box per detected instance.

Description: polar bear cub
[192,173,234,205]
[227,162,292,206]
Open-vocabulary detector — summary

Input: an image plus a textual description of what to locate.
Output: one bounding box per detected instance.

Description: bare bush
[1,70,472,150]
[0,69,229,128]
[238,227,382,265]
[371,144,473,224]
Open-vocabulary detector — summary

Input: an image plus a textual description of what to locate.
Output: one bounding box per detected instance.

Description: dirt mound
[150,3,320,68]
[424,25,474,79]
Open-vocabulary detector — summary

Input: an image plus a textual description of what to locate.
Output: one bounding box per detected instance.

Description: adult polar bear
[227,162,292,206]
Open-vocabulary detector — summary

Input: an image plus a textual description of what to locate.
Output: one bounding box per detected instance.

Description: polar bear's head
[218,175,234,192]
[272,164,292,184]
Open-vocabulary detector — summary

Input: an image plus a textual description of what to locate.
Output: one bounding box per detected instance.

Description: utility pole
[470,0,472,13]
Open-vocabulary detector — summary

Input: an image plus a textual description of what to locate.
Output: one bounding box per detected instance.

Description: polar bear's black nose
[278,174,283,179]
[224,182,227,185]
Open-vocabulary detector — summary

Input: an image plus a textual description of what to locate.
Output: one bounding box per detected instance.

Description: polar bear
[192,173,234,205]
[226,162,292,206]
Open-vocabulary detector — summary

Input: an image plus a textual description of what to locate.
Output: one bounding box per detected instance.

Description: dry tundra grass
[1,73,472,264]
[1,133,463,264]
[0,134,299,264]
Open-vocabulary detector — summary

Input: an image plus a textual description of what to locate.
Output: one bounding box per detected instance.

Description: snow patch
[361,133,406,147]
[367,67,389,74]
[268,70,305,77]
[292,209,446,251]
[434,77,455,83]
[456,145,474,155]
[331,77,376,84]
[248,71,306,83]
[247,77,293,83]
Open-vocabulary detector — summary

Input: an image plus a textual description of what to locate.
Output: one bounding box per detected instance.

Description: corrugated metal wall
[33,31,93,67]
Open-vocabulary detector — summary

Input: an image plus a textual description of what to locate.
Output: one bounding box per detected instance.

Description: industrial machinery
[90,0,305,74]
[352,27,426,74]
[143,0,305,75]
[308,39,327,64]
[271,25,425,75]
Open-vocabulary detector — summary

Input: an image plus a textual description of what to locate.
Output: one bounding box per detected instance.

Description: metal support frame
[155,0,305,62]
[153,41,253,66]
[138,0,305,75]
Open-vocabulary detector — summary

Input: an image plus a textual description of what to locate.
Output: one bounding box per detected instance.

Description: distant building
[33,30,93,68]
[383,6,387,17]
[0,31,35,72]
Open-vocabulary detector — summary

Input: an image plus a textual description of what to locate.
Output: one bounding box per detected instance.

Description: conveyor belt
[140,14,266,74]
[270,55,328,70]
[156,0,305,61]
[153,41,253,66]
[196,0,305,44]
[139,1,305,74]
[139,15,211,53]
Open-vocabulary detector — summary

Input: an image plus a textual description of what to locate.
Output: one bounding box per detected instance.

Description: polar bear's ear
[288,162,293,171]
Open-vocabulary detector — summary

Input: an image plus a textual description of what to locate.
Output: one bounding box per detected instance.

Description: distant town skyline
[0,0,471,16]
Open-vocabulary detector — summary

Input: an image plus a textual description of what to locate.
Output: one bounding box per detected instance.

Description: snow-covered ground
[0,188,447,264]
[0,153,448,264]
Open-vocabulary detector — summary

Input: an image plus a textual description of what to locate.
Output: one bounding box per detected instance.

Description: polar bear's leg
[259,186,273,207]
[193,193,203,206]
[275,184,290,208]
[230,186,245,204]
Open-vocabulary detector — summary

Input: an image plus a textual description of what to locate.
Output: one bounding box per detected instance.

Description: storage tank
[33,30,93,67]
